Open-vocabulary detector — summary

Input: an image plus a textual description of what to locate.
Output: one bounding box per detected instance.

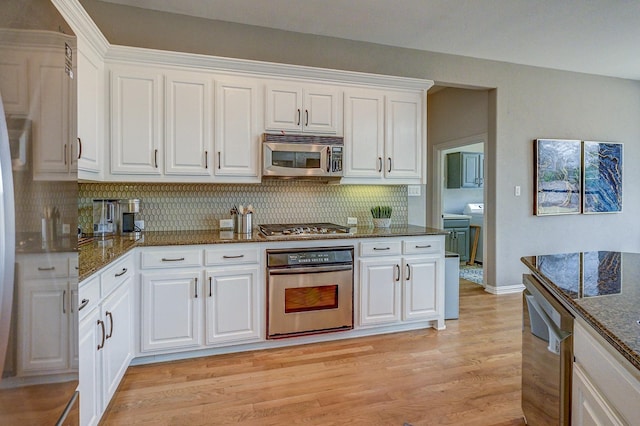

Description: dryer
[463,203,484,263]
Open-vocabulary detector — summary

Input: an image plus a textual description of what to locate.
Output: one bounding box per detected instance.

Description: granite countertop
[79,225,447,281]
[521,251,640,371]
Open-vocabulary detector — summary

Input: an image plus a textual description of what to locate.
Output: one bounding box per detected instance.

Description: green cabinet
[447,152,484,188]
[443,218,469,261]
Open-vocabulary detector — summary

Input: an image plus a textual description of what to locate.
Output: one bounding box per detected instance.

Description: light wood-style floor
[101,280,525,426]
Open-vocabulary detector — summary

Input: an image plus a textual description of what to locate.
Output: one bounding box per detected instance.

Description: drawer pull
[106,311,114,339]
[373,247,390,251]
[162,257,185,262]
[37,266,55,271]
[222,254,245,259]
[415,245,432,249]
[78,298,90,311]
[115,268,128,277]
[97,319,105,350]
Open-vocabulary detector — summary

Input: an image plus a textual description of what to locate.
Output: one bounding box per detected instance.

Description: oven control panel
[267,247,353,267]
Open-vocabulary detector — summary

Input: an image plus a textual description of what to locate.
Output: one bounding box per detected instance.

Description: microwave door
[263,143,329,177]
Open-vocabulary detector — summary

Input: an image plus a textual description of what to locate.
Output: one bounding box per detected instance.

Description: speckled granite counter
[521,251,640,371]
[79,225,447,281]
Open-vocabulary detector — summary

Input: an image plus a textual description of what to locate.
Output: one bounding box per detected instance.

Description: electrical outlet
[62,223,70,234]
[347,217,358,225]
[220,219,234,229]
[408,185,421,196]
[134,220,145,230]
[515,186,521,196]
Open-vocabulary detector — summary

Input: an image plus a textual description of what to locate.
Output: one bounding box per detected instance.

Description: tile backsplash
[78,181,408,233]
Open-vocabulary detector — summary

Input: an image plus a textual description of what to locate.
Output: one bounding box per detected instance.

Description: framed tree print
[534,139,582,216]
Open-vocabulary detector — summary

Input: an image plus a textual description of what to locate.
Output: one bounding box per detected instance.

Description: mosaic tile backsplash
[78,181,408,233]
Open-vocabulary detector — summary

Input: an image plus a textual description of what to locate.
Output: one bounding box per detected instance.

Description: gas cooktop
[259,223,351,238]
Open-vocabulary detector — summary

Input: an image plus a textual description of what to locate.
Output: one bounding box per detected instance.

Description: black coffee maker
[119,199,140,234]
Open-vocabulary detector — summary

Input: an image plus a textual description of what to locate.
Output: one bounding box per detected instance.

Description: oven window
[284,285,338,313]
[272,151,321,169]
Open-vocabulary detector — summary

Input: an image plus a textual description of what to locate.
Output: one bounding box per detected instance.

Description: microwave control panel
[331,146,343,173]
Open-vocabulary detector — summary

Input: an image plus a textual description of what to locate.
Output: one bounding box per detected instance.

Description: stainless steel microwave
[262,133,343,179]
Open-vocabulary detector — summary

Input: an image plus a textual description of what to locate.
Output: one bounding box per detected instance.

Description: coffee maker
[119,199,140,235]
[93,199,118,237]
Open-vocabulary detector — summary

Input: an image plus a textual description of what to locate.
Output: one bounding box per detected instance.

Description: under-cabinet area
[77,231,445,425]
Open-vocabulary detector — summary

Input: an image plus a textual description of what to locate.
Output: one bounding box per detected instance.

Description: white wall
[82,0,640,289]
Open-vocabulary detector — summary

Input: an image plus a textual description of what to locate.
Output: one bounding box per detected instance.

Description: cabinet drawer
[205,245,259,266]
[140,249,202,269]
[360,241,402,257]
[403,238,442,255]
[443,219,469,228]
[101,254,134,297]
[78,275,100,319]
[20,255,70,279]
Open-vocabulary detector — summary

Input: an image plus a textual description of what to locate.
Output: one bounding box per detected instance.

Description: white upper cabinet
[0,48,29,115]
[344,89,424,184]
[110,64,163,176]
[214,77,261,179]
[265,83,342,134]
[164,71,214,176]
[77,35,104,179]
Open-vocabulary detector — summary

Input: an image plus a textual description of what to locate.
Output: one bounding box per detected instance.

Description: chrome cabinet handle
[161,257,185,262]
[297,109,301,126]
[106,311,113,339]
[77,137,82,159]
[194,277,198,298]
[62,290,67,314]
[415,245,432,249]
[78,298,90,311]
[154,149,158,168]
[406,264,411,280]
[97,319,105,350]
[205,151,208,169]
[373,247,390,251]
[222,254,245,259]
[388,157,392,173]
[305,109,309,126]
[115,268,127,277]
[209,276,212,297]
[378,157,382,172]
[37,266,55,271]
[395,264,400,282]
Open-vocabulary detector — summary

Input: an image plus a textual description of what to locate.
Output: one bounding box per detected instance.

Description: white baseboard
[484,283,525,295]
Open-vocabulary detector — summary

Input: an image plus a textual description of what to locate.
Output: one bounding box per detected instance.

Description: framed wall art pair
[534,139,623,216]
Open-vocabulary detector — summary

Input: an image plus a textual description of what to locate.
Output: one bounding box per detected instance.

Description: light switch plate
[408,185,421,196]
[62,223,70,234]
[220,219,234,229]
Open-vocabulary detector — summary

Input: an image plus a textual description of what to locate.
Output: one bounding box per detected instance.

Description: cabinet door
[445,228,469,261]
[359,258,402,326]
[385,92,422,180]
[265,84,302,131]
[110,66,162,175]
[141,270,202,352]
[31,54,74,179]
[79,307,101,426]
[77,36,103,177]
[101,279,133,408]
[343,89,385,178]
[18,279,69,374]
[572,364,624,426]
[478,153,485,186]
[0,49,29,114]
[215,78,260,177]
[303,87,340,134]
[205,266,260,345]
[403,255,440,321]
[165,72,213,176]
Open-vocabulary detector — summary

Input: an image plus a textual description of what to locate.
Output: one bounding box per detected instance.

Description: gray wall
[82,0,640,289]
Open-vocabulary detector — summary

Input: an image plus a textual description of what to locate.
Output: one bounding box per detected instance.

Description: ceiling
[99,0,640,80]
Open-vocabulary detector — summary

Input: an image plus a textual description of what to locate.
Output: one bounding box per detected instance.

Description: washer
[463,203,484,263]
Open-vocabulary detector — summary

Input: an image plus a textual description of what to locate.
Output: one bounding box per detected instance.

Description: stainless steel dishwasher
[522,274,574,425]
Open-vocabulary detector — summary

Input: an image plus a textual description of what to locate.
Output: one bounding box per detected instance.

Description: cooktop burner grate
[259,222,351,237]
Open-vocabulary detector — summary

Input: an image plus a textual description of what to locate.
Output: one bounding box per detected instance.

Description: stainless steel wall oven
[266,246,354,339]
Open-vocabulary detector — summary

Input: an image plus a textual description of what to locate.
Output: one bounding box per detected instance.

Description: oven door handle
[268,264,353,275]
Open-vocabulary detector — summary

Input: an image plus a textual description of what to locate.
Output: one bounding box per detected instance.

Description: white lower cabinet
[140,269,203,352]
[205,266,261,345]
[78,254,134,426]
[359,237,444,329]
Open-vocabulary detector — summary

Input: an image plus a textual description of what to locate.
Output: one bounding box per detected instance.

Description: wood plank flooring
[101,280,525,426]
